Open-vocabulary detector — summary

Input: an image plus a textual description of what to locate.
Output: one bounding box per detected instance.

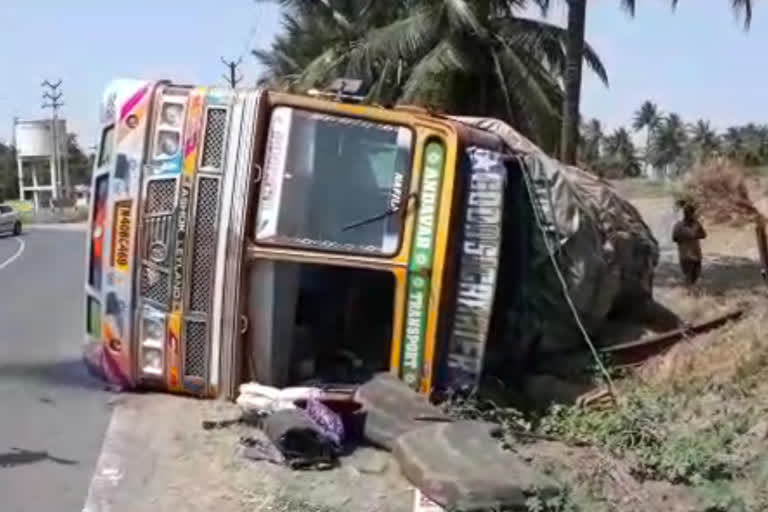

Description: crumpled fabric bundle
[304,399,345,447]
[260,408,339,470]
[236,382,323,414]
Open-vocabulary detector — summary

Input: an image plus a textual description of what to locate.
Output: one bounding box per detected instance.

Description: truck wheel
[13,221,21,236]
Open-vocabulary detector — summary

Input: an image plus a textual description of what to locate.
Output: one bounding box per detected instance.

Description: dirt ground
[96,393,415,512]
[508,179,768,512]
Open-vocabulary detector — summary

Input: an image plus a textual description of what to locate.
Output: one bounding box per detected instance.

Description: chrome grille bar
[183,175,221,380]
[140,265,170,307]
[200,108,227,170]
[188,176,220,313]
[144,178,176,214]
[184,319,208,379]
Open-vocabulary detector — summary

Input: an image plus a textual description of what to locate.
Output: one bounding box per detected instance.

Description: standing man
[673,202,707,288]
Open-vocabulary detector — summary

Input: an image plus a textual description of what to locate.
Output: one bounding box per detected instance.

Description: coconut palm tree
[558,0,635,165]
[721,127,745,163]
[602,127,640,177]
[632,101,662,175]
[253,1,404,92]
[672,0,753,29]
[254,0,609,152]
[738,123,768,165]
[558,0,753,165]
[579,117,603,170]
[650,113,689,177]
[688,119,720,164]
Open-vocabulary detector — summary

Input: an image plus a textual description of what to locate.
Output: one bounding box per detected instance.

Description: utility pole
[221,57,243,88]
[42,79,65,199]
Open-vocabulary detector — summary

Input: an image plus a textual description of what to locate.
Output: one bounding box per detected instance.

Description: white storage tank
[15,119,67,158]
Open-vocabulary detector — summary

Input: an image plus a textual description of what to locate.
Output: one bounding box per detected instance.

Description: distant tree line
[578,100,768,179]
[0,134,93,202]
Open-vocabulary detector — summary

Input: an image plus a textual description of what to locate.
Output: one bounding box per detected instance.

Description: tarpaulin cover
[451,117,660,355]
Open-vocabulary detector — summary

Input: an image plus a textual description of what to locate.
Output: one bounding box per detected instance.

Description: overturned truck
[83,80,659,398]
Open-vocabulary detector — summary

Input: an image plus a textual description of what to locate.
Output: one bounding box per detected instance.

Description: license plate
[112,201,132,272]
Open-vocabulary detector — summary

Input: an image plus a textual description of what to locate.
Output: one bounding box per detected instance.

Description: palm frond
[491,49,515,121]
[492,16,608,86]
[620,0,636,16]
[348,6,442,63]
[732,0,753,29]
[672,0,752,29]
[444,0,485,35]
[495,33,561,118]
[400,39,473,101]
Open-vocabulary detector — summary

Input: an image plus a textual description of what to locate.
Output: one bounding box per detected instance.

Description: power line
[221,57,244,88]
[41,79,67,198]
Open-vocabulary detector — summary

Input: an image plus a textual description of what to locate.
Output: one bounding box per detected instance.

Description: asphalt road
[0,229,112,512]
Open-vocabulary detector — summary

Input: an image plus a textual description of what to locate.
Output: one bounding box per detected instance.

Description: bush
[536,389,743,485]
[20,207,88,224]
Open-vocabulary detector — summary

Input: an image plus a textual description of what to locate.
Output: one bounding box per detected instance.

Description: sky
[0,0,765,149]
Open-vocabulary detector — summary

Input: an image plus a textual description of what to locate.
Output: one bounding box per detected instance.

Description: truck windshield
[255,107,413,255]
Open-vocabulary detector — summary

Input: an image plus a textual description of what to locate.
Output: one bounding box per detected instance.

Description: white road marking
[0,237,25,271]
[81,408,126,512]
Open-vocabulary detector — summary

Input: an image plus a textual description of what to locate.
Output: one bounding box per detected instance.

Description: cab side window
[98,124,115,167]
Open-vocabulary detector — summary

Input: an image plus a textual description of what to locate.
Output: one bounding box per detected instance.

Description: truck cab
[84,80,511,399]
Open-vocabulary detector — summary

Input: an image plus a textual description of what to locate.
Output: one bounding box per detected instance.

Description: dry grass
[647,213,767,391]
[516,182,768,511]
[609,178,676,200]
[678,163,765,227]
[637,304,768,392]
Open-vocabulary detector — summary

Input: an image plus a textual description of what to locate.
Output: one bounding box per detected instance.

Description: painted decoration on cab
[401,141,445,389]
[444,146,505,392]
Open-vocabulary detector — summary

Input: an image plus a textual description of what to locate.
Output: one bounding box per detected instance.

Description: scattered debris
[575,387,616,410]
[0,448,78,468]
[354,373,451,450]
[351,447,390,475]
[600,309,744,367]
[412,489,445,512]
[236,382,323,414]
[393,421,559,510]
[261,408,339,470]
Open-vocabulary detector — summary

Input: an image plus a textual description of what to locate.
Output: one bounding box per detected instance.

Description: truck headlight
[157,130,180,157]
[161,103,184,127]
[142,347,163,375]
[141,307,165,349]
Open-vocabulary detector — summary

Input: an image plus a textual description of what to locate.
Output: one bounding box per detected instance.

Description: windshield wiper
[342,192,417,232]
[342,207,399,232]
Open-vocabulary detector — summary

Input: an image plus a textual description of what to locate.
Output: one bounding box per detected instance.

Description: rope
[516,155,617,399]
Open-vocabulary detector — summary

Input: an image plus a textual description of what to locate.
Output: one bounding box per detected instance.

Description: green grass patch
[19,207,88,224]
[536,388,751,485]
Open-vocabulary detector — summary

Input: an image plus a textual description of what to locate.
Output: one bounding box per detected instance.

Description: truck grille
[201,108,227,169]
[144,178,176,214]
[189,177,220,313]
[140,178,176,309]
[140,265,170,306]
[184,320,207,378]
[142,214,173,266]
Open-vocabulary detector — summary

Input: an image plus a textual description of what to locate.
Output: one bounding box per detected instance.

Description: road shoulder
[83,393,413,512]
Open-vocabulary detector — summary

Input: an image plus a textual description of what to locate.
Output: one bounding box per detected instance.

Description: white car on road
[0,204,22,236]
